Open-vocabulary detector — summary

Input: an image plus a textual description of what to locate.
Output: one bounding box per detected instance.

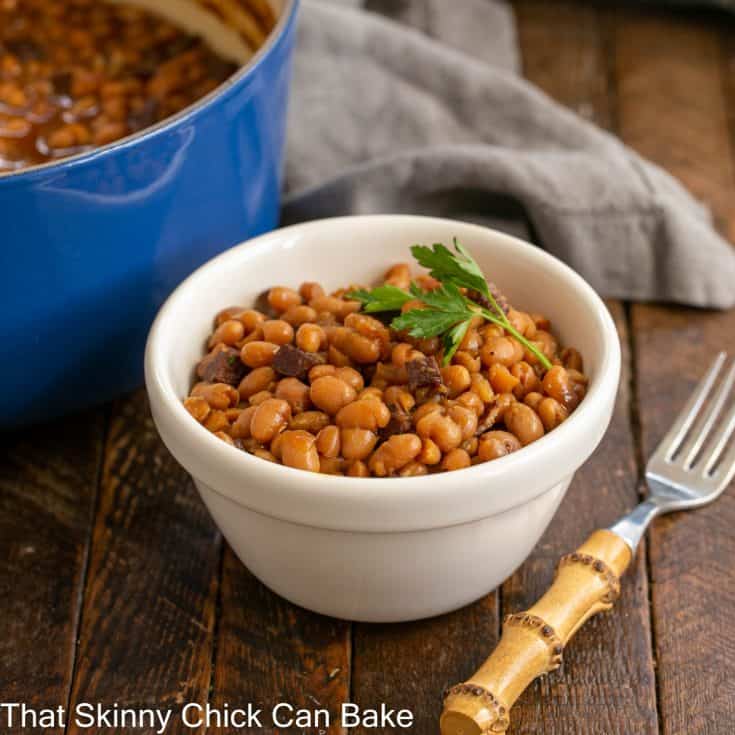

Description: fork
[441,352,735,735]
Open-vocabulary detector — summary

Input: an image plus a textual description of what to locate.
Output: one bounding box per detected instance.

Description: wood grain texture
[510,4,659,733]
[352,596,499,735]
[614,7,735,241]
[615,7,735,734]
[66,392,221,735]
[209,547,351,734]
[0,411,105,735]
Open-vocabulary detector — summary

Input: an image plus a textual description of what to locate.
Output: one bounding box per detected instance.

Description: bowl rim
[145,215,621,532]
[0,0,298,183]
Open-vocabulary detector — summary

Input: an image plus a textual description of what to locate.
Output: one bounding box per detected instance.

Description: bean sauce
[0,0,241,172]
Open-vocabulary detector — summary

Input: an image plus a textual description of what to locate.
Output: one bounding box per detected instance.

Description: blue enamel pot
[0,0,298,427]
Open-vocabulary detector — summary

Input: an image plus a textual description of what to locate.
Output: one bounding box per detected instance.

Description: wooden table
[2,3,734,733]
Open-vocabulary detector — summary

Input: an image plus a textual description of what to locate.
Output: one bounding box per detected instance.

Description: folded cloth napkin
[282,0,735,308]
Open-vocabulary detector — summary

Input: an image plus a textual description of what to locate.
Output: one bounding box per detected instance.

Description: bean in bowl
[184,242,588,477]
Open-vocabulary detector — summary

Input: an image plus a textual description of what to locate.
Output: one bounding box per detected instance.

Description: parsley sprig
[348,240,552,369]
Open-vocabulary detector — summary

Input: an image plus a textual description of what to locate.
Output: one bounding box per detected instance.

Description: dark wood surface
[2,3,734,733]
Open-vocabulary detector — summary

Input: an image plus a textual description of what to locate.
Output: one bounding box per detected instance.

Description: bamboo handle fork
[441,353,735,735]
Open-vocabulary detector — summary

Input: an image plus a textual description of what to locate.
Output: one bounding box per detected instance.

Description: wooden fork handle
[440,530,632,735]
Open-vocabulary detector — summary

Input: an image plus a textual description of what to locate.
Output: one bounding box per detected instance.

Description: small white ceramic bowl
[145,215,620,622]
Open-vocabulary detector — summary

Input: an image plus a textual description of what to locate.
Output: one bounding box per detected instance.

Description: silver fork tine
[649,351,727,464]
[703,400,735,480]
[682,359,735,469]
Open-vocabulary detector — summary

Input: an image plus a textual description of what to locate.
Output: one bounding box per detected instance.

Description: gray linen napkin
[283,0,735,309]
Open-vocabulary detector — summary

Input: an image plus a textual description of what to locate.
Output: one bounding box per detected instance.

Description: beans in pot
[0,0,275,172]
[184,260,589,476]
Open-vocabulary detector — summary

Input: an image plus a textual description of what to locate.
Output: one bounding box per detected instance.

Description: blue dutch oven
[0,0,298,427]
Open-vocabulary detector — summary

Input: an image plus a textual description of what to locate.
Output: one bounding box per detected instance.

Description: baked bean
[531,313,551,330]
[184,396,210,422]
[250,398,291,443]
[319,456,344,475]
[369,433,422,476]
[262,320,294,345]
[459,328,482,352]
[249,390,274,406]
[296,323,326,352]
[344,313,390,342]
[236,310,266,334]
[347,460,370,477]
[461,436,479,455]
[542,365,579,411]
[447,404,478,440]
[478,431,521,461]
[453,350,482,373]
[299,282,325,302]
[310,376,357,415]
[282,304,318,326]
[384,386,415,412]
[204,410,229,433]
[280,430,320,473]
[336,399,390,431]
[316,425,341,458]
[331,326,381,364]
[231,406,257,439]
[470,373,494,403]
[538,397,568,431]
[416,411,463,453]
[392,343,422,367]
[267,286,302,313]
[535,330,558,359]
[309,364,336,381]
[209,319,245,348]
[399,461,429,477]
[384,263,411,290]
[523,391,544,411]
[504,402,545,446]
[358,386,384,402]
[489,363,520,394]
[511,361,540,399]
[327,344,353,367]
[239,366,276,401]
[275,378,311,413]
[289,410,330,433]
[240,341,278,368]
[442,364,471,397]
[191,382,239,410]
[336,366,365,392]
[341,428,378,460]
[309,295,345,314]
[507,309,537,338]
[417,438,442,465]
[481,336,524,367]
[441,448,471,471]
[412,400,443,424]
[562,347,584,372]
[457,391,484,416]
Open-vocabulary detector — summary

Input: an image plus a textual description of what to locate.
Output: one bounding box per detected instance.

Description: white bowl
[145,215,621,622]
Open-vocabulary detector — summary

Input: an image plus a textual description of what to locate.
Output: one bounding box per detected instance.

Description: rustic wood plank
[351,597,499,735]
[614,7,735,241]
[0,411,105,735]
[66,391,221,735]
[208,547,351,735]
[506,4,659,734]
[615,7,735,734]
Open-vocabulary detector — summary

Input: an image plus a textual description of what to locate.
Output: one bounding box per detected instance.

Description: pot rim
[0,0,299,183]
[145,215,622,533]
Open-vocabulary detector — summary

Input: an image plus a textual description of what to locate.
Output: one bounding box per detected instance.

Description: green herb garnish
[347,240,552,370]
